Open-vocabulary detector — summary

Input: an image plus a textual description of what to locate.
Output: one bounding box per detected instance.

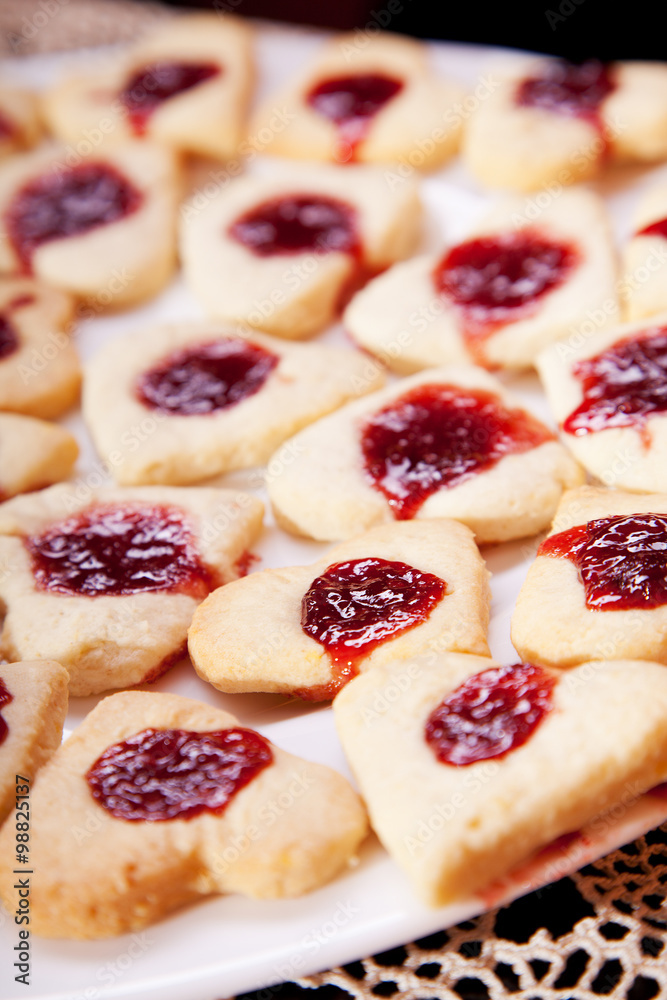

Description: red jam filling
[638,217,667,240]
[425,663,556,766]
[86,727,273,821]
[120,61,221,135]
[562,328,667,441]
[0,315,18,360]
[306,73,403,159]
[137,339,279,415]
[516,60,615,126]
[361,383,552,520]
[539,513,667,610]
[0,677,13,747]
[25,503,217,598]
[300,557,446,699]
[229,194,359,258]
[433,231,579,361]
[5,162,143,271]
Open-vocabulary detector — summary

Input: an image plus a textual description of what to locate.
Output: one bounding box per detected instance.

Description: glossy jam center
[0,315,18,360]
[86,727,273,821]
[539,513,667,610]
[120,61,221,135]
[229,194,358,257]
[563,328,667,439]
[5,162,143,270]
[516,60,615,121]
[300,557,445,698]
[0,678,13,747]
[434,232,578,351]
[137,339,279,415]
[425,663,556,766]
[307,73,403,158]
[638,217,667,240]
[361,383,552,520]
[26,503,215,598]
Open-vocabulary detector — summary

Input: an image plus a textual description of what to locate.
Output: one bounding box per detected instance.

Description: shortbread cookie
[345,187,619,372]
[334,651,667,905]
[622,178,667,321]
[0,483,263,695]
[267,365,584,543]
[0,277,80,418]
[42,14,253,161]
[463,58,667,191]
[189,520,490,700]
[0,413,78,500]
[180,163,421,339]
[537,315,667,493]
[0,660,68,824]
[249,32,463,168]
[82,321,385,485]
[512,486,667,668]
[0,88,41,159]
[0,142,180,306]
[0,690,368,938]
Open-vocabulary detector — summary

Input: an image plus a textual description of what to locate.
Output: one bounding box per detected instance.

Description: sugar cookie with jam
[0,483,263,695]
[267,365,584,543]
[0,413,78,500]
[180,163,421,339]
[42,14,253,161]
[622,178,667,321]
[334,651,667,905]
[0,142,180,307]
[82,321,385,485]
[189,520,490,700]
[0,690,368,938]
[0,88,41,159]
[249,32,463,169]
[512,486,667,668]
[0,277,80,419]
[0,660,68,824]
[463,57,667,191]
[537,314,667,493]
[344,187,619,372]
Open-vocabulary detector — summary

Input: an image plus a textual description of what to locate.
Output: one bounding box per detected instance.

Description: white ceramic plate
[1,22,667,1000]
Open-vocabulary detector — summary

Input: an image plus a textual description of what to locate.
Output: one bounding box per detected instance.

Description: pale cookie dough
[0,141,180,307]
[345,187,619,372]
[0,690,368,938]
[267,365,584,543]
[0,413,78,500]
[334,651,667,906]
[189,520,491,699]
[0,483,264,695]
[621,176,667,321]
[512,486,667,668]
[537,313,667,493]
[180,162,421,339]
[249,32,463,169]
[462,57,667,191]
[0,660,68,824]
[42,14,253,161]
[0,277,80,419]
[82,321,385,485]
[0,88,41,159]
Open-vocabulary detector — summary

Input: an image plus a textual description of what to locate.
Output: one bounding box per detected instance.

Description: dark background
[161,0,662,61]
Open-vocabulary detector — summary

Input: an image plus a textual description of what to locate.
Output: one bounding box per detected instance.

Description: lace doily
[233,821,667,1000]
